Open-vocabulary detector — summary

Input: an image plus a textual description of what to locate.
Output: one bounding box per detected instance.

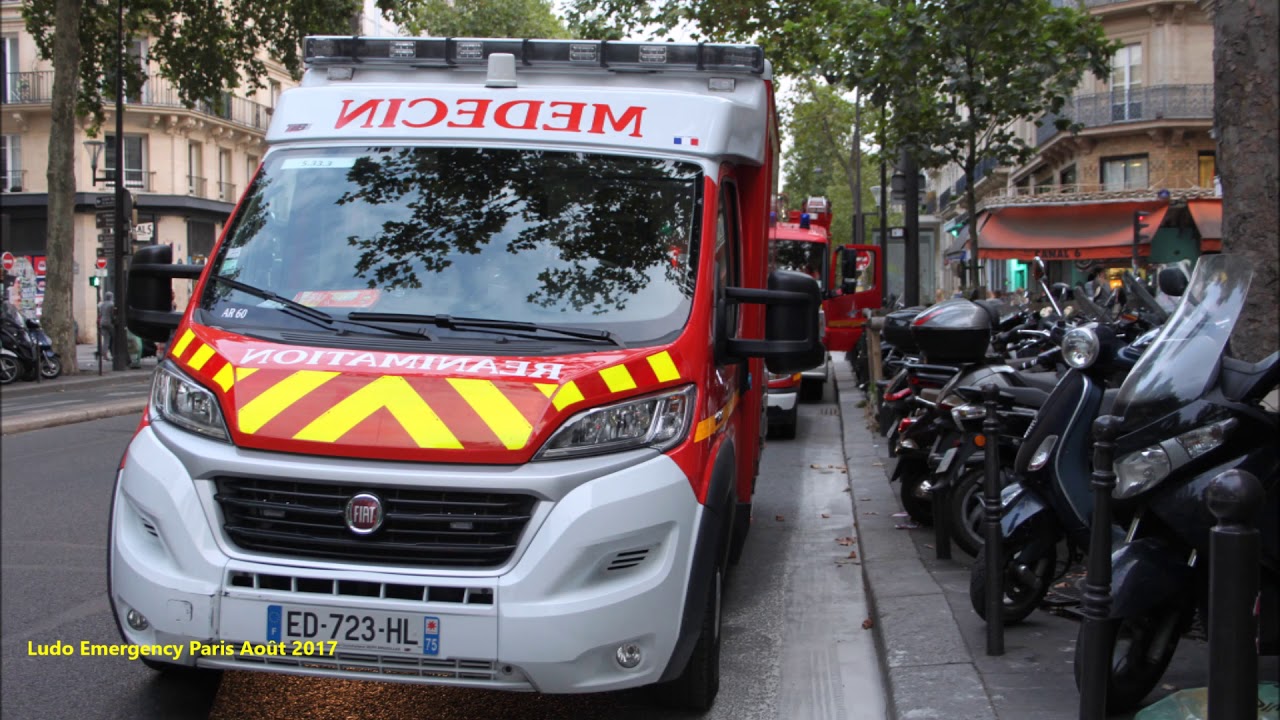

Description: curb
[0,370,154,398]
[0,397,148,435]
[833,356,999,720]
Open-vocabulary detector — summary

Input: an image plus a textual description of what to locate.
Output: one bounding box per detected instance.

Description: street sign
[95,195,115,209]
[134,222,154,242]
[96,212,114,229]
[98,233,115,245]
[1,251,14,271]
[96,256,108,270]
[95,267,108,277]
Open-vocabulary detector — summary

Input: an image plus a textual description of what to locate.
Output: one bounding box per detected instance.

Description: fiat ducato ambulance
[113,36,822,711]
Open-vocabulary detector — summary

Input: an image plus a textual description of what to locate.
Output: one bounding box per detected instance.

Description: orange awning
[1187,198,1223,251]
[976,201,1169,261]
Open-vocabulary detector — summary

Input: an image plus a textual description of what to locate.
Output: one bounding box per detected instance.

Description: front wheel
[40,353,61,379]
[660,564,722,712]
[899,472,934,526]
[969,519,1057,624]
[949,468,1011,557]
[0,355,18,384]
[1072,606,1183,713]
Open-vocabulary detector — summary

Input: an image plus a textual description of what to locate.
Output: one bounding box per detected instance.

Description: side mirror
[126,244,204,343]
[1157,267,1188,297]
[1031,256,1047,281]
[725,269,824,373]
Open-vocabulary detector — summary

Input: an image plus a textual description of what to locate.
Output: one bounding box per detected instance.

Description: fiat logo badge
[344,493,384,535]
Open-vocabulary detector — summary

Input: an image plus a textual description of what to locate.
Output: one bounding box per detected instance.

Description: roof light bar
[302,36,764,74]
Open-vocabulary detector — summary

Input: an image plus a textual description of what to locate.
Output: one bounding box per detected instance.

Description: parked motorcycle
[1072,253,1279,713]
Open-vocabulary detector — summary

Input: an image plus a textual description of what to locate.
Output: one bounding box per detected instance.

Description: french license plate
[266,605,440,655]
[936,447,958,474]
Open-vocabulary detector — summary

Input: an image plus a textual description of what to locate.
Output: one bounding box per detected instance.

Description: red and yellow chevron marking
[169,328,259,395]
[167,332,690,452]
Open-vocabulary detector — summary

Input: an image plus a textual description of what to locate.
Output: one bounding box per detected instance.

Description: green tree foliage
[387,0,569,38]
[848,0,1116,286]
[782,81,893,247]
[23,0,362,371]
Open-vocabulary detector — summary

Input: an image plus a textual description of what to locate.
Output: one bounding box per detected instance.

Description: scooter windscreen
[1112,254,1253,430]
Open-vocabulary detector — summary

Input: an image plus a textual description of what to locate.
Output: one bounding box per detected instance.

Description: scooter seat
[1220,352,1280,404]
[1004,386,1049,409]
[1017,371,1060,393]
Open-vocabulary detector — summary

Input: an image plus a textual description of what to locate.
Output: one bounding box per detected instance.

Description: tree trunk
[43,0,84,375]
[1215,0,1278,361]
[965,165,980,291]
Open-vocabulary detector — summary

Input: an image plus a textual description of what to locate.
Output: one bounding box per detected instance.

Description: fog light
[126,608,149,631]
[615,642,642,668]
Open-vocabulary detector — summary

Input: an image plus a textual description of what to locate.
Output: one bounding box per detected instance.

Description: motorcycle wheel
[0,356,18,384]
[949,467,1011,558]
[899,473,934,526]
[969,518,1056,624]
[1072,606,1183,714]
[40,354,61,379]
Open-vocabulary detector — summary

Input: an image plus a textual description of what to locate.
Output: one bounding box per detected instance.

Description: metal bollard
[1077,415,1122,720]
[933,459,953,560]
[982,383,1004,655]
[1206,469,1264,720]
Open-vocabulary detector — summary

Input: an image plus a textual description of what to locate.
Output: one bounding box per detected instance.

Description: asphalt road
[0,385,886,720]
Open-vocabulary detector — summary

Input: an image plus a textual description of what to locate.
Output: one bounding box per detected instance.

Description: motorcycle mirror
[1157,267,1189,297]
[1031,256,1047,281]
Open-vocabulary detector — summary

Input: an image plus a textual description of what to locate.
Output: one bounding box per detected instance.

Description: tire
[661,561,723,711]
[769,408,798,440]
[0,355,18,384]
[728,502,751,566]
[1072,607,1183,714]
[969,519,1057,625]
[899,473,934,526]
[799,377,824,403]
[40,354,62,379]
[948,468,1004,558]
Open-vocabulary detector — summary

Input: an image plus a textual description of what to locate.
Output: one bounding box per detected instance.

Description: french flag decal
[673,136,700,146]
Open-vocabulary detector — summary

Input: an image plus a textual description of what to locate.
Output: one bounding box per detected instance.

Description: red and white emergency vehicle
[765,197,882,430]
[114,36,821,710]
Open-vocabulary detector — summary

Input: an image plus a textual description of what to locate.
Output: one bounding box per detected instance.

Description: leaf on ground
[843,488,852,493]
[775,515,785,522]
[859,497,872,501]
[891,511,909,518]
[847,550,858,558]
[924,544,934,549]
[894,523,921,530]
[809,464,822,469]
[863,511,878,515]
[836,536,855,545]
[821,512,831,518]
[861,618,874,630]
[872,461,884,467]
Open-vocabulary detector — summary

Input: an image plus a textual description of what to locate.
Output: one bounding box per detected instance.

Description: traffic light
[947,219,966,237]
[90,276,101,287]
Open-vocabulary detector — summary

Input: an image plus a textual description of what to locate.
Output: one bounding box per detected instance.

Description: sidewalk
[0,344,158,398]
[0,344,156,434]
[830,354,1268,720]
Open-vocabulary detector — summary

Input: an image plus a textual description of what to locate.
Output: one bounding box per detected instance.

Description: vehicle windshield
[1113,254,1253,429]
[199,146,704,346]
[770,240,826,289]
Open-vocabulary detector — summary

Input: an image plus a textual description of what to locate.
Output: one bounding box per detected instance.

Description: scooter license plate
[936,447,958,474]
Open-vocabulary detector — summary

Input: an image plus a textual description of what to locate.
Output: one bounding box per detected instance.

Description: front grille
[214,477,537,567]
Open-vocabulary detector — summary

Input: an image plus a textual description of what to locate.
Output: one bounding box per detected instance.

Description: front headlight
[1061,326,1099,369]
[150,362,230,441]
[1113,445,1171,499]
[950,403,986,427]
[1175,418,1236,459]
[537,385,696,460]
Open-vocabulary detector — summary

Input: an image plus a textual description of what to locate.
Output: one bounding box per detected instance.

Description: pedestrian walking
[97,291,115,362]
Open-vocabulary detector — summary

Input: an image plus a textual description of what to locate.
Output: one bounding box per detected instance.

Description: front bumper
[765,388,798,415]
[110,421,702,693]
[801,357,831,383]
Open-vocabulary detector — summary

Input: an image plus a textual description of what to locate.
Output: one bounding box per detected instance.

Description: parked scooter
[24,316,62,379]
[1072,254,1279,713]
[0,303,40,383]
[966,259,1166,622]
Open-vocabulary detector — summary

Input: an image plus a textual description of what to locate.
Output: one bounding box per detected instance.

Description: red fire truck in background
[766,197,881,427]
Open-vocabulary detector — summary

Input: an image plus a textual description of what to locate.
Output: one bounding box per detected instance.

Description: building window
[1,134,21,192]
[188,142,204,196]
[1110,43,1143,122]
[1014,176,1031,195]
[246,154,259,185]
[103,134,147,189]
[1198,152,1217,188]
[187,219,216,265]
[1059,165,1077,192]
[1033,168,1054,195]
[218,149,234,201]
[1101,154,1149,191]
[2,35,21,103]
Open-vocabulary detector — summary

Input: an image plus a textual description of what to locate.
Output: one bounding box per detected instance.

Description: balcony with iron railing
[2,169,27,192]
[217,181,238,202]
[2,71,273,132]
[188,175,208,198]
[1036,84,1214,146]
[96,170,156,192]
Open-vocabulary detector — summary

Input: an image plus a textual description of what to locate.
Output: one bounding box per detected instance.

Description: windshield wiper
[347,312,625,347]
[211,276,433,340]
